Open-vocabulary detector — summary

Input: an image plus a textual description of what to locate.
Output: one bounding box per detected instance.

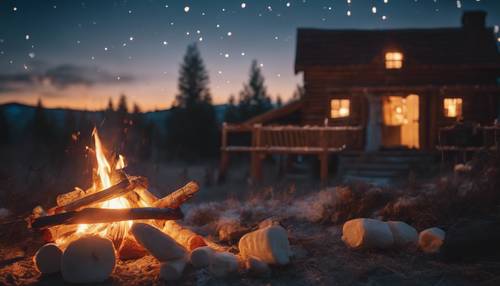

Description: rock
[118,236,147,260]
[61,236,116,284]
[209,252,239,278]
[387,221,418,247]
[131,223,186,261]
[342,218,394,249]
[159,257,187,281]
[244,256,270,277]
[33,243,62,274]
[418,227,445,253]
[443,220,500,261]
[190,246,214,268]
[238,225,290,265]
[217,220,250,242]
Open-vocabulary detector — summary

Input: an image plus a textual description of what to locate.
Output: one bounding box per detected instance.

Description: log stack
[28,170,293,282]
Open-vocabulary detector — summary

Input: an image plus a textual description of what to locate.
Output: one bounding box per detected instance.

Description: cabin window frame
[330,98,351,119]
[385,52,404,69]
[443,97,463,118]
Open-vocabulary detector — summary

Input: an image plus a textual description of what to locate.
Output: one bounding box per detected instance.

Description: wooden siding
[301,67,500,150]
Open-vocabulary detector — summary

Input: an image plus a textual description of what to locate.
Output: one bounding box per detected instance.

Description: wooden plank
[31,207,183,229]
[154,181,199,209]
[52,179,132,213]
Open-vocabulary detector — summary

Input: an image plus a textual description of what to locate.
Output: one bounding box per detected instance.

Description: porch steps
[338,151,437,185]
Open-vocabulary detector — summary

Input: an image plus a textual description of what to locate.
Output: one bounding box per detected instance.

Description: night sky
[0,0,499,111]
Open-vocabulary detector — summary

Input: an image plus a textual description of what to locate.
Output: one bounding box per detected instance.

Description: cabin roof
[295,24,500,72]
[242,100,304,125]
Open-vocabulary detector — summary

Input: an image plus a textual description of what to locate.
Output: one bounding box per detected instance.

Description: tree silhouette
[223,94,240,123]
[117,94,128,117]
[237,60,272,121]
[175,43,212,108]
[32,98,54,147]
[166,43,218,160]
[0,107,9,145]
[276,95,283,108]
[106,97,114,112]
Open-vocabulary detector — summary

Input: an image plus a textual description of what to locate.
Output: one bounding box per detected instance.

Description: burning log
[163,220,207,251]
[154,181,199,209]
[134,185,159,206]
[31,207,183,229]
[118,236,147,260]
[52,179,133,213]
[56,187,92,207]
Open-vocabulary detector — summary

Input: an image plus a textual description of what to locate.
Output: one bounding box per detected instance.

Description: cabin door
[381,94,420,149]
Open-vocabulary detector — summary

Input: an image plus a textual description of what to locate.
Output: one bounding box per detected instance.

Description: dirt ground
[2,216,500,286]
[2,160,500,285]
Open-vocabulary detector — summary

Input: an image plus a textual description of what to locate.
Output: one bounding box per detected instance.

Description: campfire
[29,128,196,247]
[26,128,291,283]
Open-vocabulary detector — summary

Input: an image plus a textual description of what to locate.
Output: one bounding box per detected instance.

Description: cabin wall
[301,66,498,87]
[301,67,500,151]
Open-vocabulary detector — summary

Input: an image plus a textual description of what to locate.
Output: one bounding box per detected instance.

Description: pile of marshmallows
[33,223,291,283]
[342,218,445,253]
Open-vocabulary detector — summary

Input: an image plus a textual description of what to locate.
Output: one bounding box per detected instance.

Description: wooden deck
[436,124,500,163]
[219,123,364,183]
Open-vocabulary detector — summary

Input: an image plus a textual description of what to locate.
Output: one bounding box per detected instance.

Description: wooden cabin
[220,11,500,183]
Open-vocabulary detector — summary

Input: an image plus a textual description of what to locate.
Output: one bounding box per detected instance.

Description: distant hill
[0,102,227,140]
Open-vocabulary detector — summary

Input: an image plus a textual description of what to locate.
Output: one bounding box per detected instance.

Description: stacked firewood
[28,176,292,283]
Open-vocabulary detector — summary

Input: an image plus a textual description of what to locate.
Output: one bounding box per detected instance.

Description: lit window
[385,52,403,69]
[330,99,350,118]
[443,98,463,118]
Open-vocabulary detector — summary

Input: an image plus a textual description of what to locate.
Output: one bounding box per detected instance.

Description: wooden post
[319,128,328,185]
[218,123,229,183]
[250,124,263,184]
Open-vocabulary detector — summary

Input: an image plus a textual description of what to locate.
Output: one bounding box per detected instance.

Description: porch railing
[219,123,364,183]
[436,124,500,163]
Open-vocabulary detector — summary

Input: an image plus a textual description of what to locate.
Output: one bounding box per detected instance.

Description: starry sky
[0,0,499,111]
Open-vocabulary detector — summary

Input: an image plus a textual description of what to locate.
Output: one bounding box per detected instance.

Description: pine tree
[175,43,212,108]
[166,43,218,160]
[238,60,272,121]
[117,94,128,116]
[276,95,283,108]
[32,98,53,146]
[106,97,114,112]
[223,94,240,123]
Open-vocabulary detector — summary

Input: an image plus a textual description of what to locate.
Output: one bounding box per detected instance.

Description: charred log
[31,207,183,229]
[154,181,199,209]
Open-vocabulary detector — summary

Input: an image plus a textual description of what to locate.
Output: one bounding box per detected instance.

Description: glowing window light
[330,99,350,118]
[385,52,403,69]
[443,98,463,118]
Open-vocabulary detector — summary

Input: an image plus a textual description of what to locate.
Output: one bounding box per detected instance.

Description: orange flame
[115,154,126,170]
[74,129,132,245]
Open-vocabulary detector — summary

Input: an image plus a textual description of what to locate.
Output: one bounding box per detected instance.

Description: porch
[219,123,364,184]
